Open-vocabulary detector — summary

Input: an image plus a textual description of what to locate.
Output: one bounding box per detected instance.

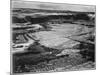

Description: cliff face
[12,8,95,73]
[12,8,95,57]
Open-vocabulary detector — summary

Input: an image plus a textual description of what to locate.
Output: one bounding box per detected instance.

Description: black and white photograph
[11,0,96,74]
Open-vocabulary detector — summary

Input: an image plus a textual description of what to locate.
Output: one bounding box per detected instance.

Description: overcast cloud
[12,1,95,12]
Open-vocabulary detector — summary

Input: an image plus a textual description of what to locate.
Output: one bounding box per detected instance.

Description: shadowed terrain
[12,7,95,73]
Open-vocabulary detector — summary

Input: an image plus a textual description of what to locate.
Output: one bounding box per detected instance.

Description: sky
[12,0,95,12]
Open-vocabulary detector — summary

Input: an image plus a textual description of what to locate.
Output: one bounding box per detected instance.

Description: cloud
[12,1,95,12]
